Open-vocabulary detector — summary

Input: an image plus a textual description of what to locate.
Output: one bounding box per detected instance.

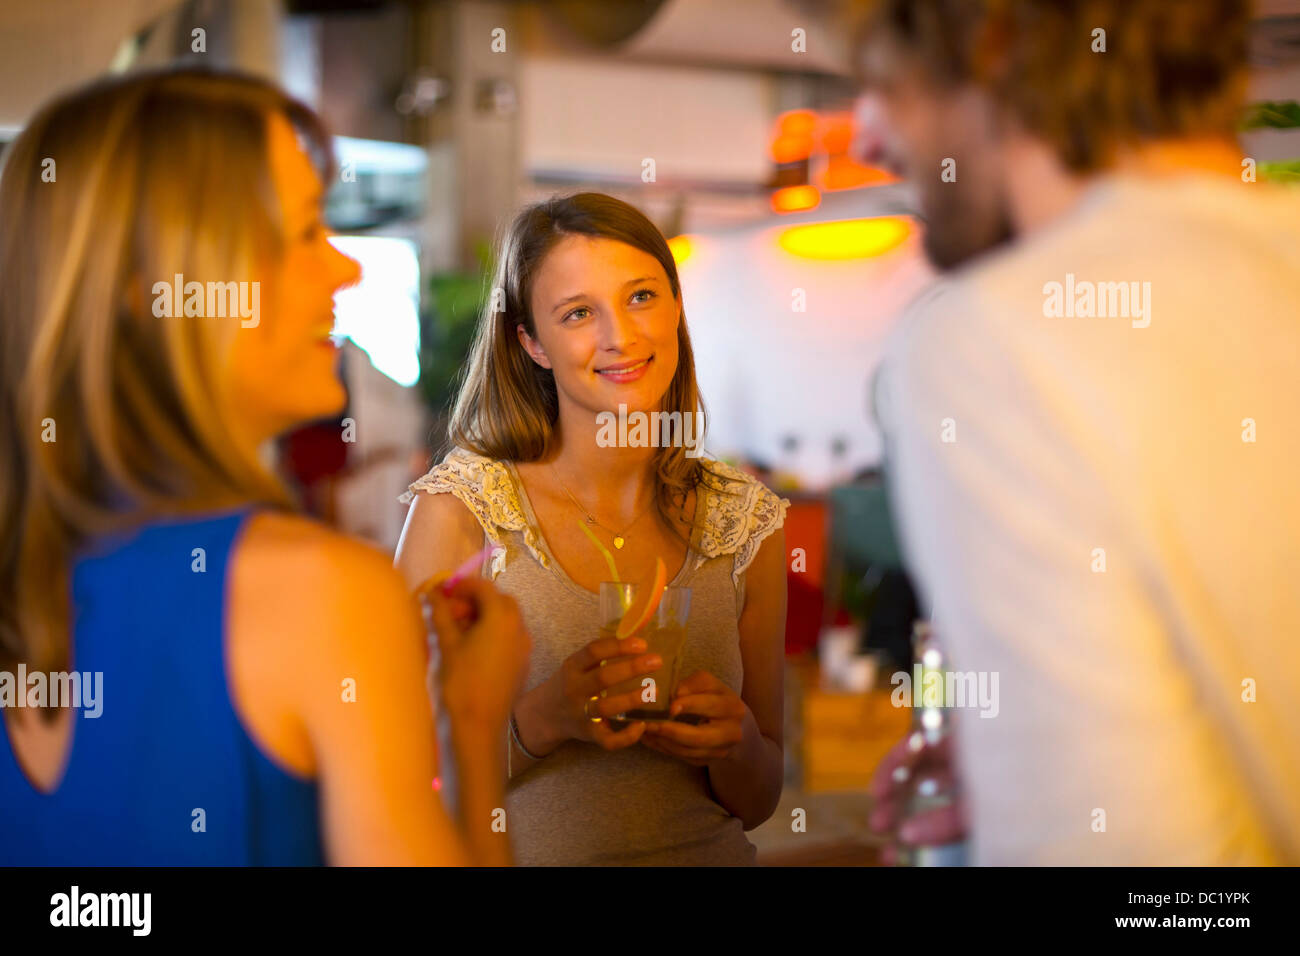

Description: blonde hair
[447,192,733,533]
[0,68,332,684]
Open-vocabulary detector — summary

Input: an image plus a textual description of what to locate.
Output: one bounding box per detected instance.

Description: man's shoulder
[880,270,999,390]
[884,177,1179,372]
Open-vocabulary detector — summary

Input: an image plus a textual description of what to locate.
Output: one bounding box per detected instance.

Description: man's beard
[919,189,1017,272]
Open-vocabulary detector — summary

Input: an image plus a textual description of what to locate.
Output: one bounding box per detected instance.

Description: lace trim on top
[693,458,790,584]
[398,450,531,578]
[400,449,789,585]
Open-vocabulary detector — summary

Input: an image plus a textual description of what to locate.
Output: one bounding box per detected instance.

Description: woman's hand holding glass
[639,670,747,766]
[536,636,664,750]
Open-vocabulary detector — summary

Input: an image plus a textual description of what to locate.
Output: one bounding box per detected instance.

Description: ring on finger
[585,695,602,723]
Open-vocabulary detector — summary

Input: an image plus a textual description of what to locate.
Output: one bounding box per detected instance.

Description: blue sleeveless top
[0,510,324,865]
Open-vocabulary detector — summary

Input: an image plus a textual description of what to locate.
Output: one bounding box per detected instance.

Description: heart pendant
[613,536,625,549]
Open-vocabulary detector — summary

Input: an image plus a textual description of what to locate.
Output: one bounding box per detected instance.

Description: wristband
[510,708,545,762]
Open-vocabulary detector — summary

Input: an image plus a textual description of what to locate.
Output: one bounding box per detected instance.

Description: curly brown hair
[852,0,1252,171]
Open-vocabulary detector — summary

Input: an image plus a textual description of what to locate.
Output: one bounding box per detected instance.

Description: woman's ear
[516,322,552,369]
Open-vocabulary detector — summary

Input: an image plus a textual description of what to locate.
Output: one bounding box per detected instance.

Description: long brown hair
[447,192,730,532]
[0,68,332,686]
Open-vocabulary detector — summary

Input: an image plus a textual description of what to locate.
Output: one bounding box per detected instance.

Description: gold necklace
[549,462,654,550]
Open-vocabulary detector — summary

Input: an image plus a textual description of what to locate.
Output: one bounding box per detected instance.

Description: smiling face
[859,79,1014,271]
[227,111,361,443]
[518,234,681,423]
[855,27,1015,272]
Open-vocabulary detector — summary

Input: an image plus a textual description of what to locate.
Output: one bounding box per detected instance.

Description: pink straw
[438,543,496,593]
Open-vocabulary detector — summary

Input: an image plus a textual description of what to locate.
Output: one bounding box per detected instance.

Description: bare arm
[394,490,519,865]
[706,527,787,829]
[306,550,474,864]
[394,490,485,592]
[424,577,528,867]
[229,515,475,865]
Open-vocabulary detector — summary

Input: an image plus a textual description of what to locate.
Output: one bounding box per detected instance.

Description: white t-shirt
[876,172,1300,864]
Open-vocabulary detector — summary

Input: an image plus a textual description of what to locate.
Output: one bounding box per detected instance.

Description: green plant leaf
[1259,159,1300,184]
[1241,100,1300,130]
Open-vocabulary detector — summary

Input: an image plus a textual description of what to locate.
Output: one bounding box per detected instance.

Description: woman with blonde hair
[0,68,528,865]
[396,193,788,865]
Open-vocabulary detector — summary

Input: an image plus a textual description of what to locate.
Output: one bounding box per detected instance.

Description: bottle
[819,607,857,690]
[893,620,968,866]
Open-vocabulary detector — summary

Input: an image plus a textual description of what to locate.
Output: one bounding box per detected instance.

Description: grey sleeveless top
[401,449,788,865]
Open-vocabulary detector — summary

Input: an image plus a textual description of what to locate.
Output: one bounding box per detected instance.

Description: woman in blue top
[0,68,529,865]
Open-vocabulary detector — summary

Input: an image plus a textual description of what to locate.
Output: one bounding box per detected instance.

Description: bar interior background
[2,0,1298,864]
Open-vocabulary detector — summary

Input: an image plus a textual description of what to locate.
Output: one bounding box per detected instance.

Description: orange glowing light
[777,109,818,137]
[770,110,818,163]
[777,217,912,259]
[820,115,853,155]
[822,155,898,191]
[771,134,814,164]
[770,185,821,214]
[667,234,695,265]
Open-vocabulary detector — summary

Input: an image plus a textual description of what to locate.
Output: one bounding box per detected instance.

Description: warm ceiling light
[770,184,821,214]
[667,234,695,265]
[777,217,912,259]
[771,133,814,164]
[822,155,898,191]
[771,110,818,163]
[777,109,818,137]
[820,114,853,154]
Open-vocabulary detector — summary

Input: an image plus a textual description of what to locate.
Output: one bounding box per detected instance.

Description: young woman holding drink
[0,68,529,865]
[396,193,789,865]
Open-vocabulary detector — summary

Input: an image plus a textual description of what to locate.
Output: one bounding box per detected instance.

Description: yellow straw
[577,519,621,582]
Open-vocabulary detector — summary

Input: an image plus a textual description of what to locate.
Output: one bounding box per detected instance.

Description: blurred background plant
[1243,99,1300,183]
[419,238,493,431]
